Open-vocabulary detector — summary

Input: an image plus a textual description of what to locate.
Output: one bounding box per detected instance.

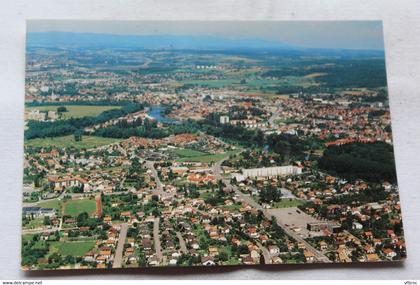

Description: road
[176,231,188,254]
[22,226,70,235]
[145,161,163,191]
[268,104,283,127]
[212,158,331,263]
[22,187,89,207]
[153,217,163,263]
[257,242,272,264]
[145,160,174,199]
[113,223,128,268]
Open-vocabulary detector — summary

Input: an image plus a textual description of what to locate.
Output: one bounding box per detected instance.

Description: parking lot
[267,207,327,238]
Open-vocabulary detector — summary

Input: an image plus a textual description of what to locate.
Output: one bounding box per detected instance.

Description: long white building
[242,165,302,178]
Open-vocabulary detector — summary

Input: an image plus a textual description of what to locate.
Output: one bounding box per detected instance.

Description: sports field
[63,199,97,217]
[25,135,121,149]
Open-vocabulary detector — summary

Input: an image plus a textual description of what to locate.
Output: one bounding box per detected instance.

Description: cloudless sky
[27,20,385,50]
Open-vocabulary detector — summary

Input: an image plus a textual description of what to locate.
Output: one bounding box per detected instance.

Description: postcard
[22,20,405,270]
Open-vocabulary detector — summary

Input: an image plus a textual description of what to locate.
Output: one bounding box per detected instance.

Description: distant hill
[27,32,293,50]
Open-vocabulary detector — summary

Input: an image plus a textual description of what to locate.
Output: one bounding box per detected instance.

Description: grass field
[173,148,207,157]
[63,199,97,217]
[271,199,304,208]
[22,234,35,242]
[178,79,239,88]
[26,105,121,119]
[50,241,95,257]
[37,199,62,211]
[174,148,240,163]
[25,135,122,149]
[178,76,317,90]
[24,218,44,229]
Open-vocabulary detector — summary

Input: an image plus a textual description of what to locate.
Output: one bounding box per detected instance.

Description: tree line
[25,102,146,140]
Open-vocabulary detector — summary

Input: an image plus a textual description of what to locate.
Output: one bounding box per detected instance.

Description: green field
[37,199,62,211]
[174,148,240,163]
[63,199,97,216]
[178,76,316,90]
[179,79,239,88]
[24,218,44,229]
[271,199,304,208]
[22,234,35,242]
[25,135,122,149]
[173,148,207,157]
[50,241,95,257]
[26,105,121,119]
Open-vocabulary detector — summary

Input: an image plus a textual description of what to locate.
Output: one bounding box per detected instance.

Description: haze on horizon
[27,20,385,51]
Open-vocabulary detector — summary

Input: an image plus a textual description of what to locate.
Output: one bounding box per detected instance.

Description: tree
[259,184,282,203]
[218,251,228,262]
[57,106,68,113]
[76,212,89,226]
[74,130,83,142]
[43,216,51,226]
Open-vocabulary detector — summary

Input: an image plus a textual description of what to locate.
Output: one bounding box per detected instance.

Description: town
[21,36,405,270]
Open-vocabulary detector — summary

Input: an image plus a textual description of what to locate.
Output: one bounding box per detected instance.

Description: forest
[25,103,146,140]
[318,142,397,183]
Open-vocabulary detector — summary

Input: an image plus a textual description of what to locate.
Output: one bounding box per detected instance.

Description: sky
[27,20,385,50]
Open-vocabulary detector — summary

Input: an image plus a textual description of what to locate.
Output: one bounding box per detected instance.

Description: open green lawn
[25,135,122,149]
[63,199,97,217]
[271,199,305,208]
[50,241,95,257]
[37,199,62,211]
[173,148,207,157]
[24,218,44,229]
[199,191,214,200]
[175,148,241,163]
[22,234,35,242]
[26,105,121,119]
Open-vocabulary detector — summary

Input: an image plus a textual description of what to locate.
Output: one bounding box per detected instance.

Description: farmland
[26,105,121,119]
[25,135,121,149]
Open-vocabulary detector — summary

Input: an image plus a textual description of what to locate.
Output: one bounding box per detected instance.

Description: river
[147,106,180,125]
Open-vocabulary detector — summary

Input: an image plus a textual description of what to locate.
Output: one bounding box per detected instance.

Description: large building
[219,115,230,124]
[241,166,302,178]
[233,166,303,182]
[23,207,57,218]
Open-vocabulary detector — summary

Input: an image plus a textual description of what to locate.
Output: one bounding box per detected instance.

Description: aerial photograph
[22,20,406,270]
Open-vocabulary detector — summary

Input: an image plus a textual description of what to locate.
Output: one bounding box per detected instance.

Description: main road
[212,159,331,263]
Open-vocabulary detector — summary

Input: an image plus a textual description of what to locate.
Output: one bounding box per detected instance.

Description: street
[153,217,163,263]
[112,223,128,268]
